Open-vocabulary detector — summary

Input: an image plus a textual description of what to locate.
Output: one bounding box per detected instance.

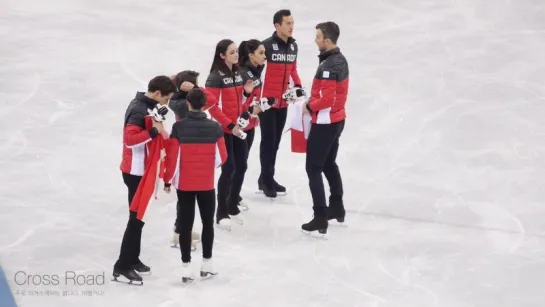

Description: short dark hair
[174,70,199,89]
[273,9,291,25]
[148,76,177,96]
[316,22,340,44]
[186,88,207,110]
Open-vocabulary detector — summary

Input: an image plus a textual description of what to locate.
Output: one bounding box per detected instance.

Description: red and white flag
[290,103,312,153]
[129,116,164,221]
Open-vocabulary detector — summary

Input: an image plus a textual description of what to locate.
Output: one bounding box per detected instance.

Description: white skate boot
[191,231,200,251]
[216,218,232,231]
[181,262,194,284]
[200,258,218,279]
[171,227,179,248]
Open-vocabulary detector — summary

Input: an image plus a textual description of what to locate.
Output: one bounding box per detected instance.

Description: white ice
[1,0,545,306]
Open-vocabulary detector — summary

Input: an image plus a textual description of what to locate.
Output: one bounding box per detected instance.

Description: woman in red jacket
[236,39,273,209]
[204,39,255,230]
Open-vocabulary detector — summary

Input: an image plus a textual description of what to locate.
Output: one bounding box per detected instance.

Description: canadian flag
[129,116,165,221]
[290,103,312,153]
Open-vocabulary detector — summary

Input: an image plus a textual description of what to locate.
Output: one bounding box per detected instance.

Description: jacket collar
[244,61,264,77]
[186,111,207,119]
[272,31,296,45]
[135,92,158,108]
[318,47,340,63]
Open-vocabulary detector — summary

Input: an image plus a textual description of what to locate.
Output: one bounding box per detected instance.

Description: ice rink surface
[1,0,545,306]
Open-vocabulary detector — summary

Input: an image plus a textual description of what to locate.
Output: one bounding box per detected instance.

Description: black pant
[122,172,141,207]
[115,173,145,270]
[176,189,215,263]
[305,120,345,217]
[258,107,287,186]
[217,133,248,219]
[246,127,255,152]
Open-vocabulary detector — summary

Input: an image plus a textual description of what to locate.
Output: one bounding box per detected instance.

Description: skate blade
[301,229,329,240]
[215,224,232,231]
[255,191,286,197]
[229,216,244,225]
[171,243,197,251]
[182,277,194,284]
[200,271,218,279]
[112,275,143,286]
[328,220,347,227]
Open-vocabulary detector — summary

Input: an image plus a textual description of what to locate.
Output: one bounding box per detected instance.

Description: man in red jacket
[258,9,303,198]
[163,88,227,283]
[114,75,177,284]
[302,22,349,237]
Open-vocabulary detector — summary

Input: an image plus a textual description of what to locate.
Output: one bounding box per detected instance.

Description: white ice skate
[171,230,179,248]
[200,258,218,279]
[171,229,200,251]
[191,232,201,250]
[229,213,244,225]
[181,262,194,284]
[238,200,249,211]
[216,218,232,231]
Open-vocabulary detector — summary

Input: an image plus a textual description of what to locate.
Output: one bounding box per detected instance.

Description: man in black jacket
[168,70,202,251]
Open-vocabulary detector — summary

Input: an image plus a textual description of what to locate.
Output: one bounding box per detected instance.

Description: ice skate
[327,206,347,227]
[181,262,194,284]
[171,228,179,248]
[228,206,244,225]
[200,258,218,279]
[256,178,285,198]
[301,216,329,239]
[238,195,249,211]
[274,181,288,196]
[112,268,143,286]
[132,260,151,274]
[191,231,201,251]
[216,217,232,231]
[256,180,277,200]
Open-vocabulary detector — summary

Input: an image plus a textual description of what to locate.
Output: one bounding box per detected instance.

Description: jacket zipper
[234,72,241,117]
[279,44,288,108]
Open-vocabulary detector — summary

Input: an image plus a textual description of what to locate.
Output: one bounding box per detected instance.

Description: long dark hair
[210,39,239,74]
[238,39,262,66]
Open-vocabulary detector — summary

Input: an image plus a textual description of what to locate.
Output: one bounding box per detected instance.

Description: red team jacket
[306,47,349,124]
[239,61,265,131]
[163,111,227,191]
[120,92,163,176]
[262,32,302,108]
[204,69,252,133]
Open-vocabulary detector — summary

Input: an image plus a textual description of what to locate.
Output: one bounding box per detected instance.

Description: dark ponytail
[238,39,262,66]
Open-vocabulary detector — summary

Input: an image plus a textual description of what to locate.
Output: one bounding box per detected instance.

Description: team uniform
[259,32,302,197]
[238,61,265,151]
[303,47,349,235]
[204,70,252,229]
[114,92,163,284]
[167,90,202,250]
[163,110,227,282]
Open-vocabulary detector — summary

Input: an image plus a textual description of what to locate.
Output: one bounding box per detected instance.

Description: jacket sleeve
[215,135,228,168]
[291,60,302,87]
[123,113,159,147]
[203,75,235,130]
[163,127,180,186]
[307,69,337,112]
